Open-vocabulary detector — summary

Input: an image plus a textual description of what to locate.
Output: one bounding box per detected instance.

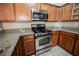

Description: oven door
[35,35,51,50]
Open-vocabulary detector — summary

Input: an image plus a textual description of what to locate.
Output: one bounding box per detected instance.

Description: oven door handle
[36,35,51,40]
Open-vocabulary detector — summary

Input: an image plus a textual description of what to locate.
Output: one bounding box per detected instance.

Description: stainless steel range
[31,24,52,55]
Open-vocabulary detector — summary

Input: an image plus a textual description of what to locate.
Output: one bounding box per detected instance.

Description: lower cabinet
[22,38,35,55]
[59,35,75,53]
[12,39,22,56]
[73,35,79,56]
[51,31,60,46]
[59,31,75,53]
[12,35,35,56]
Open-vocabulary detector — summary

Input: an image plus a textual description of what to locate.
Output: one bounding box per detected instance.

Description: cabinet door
[59,35,75,53]
[40,3,48,10]
[32,3,41,10]
[15,3,31,21]
[24,39,34,55]
[0,3,15,22]
[48,5,57,21]
[51,31,59,46]
[74,36,79,56]
[62,4,72,21]
[56,8,62,21]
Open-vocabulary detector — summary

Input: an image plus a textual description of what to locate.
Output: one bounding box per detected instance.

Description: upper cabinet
[0,3,15,22]
[32,3,48,10]
[62,4,73,21]
[48,5,57,21]
[0,3,78,22]
[55,7,62,21]
[32,3,41,10]
[15,4,32,22]
[40,3,48,10]
[71,3,79,20]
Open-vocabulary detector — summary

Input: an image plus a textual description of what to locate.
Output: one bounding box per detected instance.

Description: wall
[1,22,61,30]
[61,22,79,27]
[61,21,79,33]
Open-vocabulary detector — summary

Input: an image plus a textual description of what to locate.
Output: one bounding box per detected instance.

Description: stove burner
[31,24,51,37]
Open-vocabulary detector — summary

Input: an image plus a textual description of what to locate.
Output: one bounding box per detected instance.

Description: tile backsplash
[61,22,79,28]
[0,22,61,30]
[0,21,79,30]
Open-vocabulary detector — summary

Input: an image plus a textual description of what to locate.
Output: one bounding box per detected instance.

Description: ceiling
[49,3,66,6]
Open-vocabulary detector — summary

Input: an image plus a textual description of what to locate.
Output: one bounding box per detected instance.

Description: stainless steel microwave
[32,9,48,21]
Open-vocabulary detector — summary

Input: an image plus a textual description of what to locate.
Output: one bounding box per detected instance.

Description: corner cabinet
[51,31,60,46]
[12,34,35,56]
[62,4,73,21]
[15,4,32,22]
[0,3,15,22]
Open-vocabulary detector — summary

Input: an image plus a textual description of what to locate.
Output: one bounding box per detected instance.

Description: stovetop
[32,28,51,37]
[31,24,51,37]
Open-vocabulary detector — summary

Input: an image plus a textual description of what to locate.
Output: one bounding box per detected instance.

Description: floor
[32,45,72,56]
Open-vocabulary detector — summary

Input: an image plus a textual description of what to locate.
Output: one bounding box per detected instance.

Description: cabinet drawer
[61,31,75,38]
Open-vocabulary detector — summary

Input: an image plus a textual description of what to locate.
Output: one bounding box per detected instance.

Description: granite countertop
[1,26,79,56]
[1,28,34,56]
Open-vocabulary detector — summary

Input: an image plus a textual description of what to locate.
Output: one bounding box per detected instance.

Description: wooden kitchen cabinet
[71,3,79,20]
[40,3,48,10]
[32,3,41,10]
[15,3,32,21]
[22,35,35,55]
[55,7,62,21]
[12,39,22,56]
[59,31,75,53]
[12,35,35,56]
[0,3,15,22]
[62,4,73,21]
[73,35,79,56]
[51,31,60,46]
[48,5,57,21]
